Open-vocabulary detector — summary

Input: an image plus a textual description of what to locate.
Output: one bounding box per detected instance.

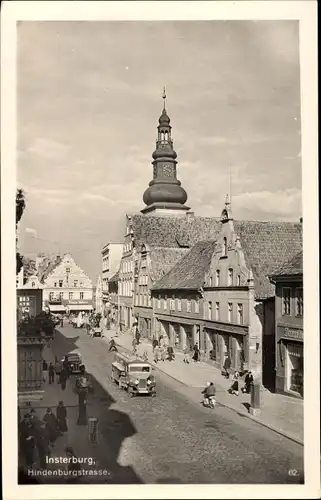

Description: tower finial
[162,86,166,109]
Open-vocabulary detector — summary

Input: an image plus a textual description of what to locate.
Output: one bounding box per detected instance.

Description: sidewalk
[105,328,303,445]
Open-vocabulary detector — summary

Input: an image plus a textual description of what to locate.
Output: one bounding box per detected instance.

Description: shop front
[64,299,93,314]
[203,321,248,372]
[276,326,303,397]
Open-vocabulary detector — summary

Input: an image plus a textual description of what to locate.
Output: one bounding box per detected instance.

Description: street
[42,324,304,484]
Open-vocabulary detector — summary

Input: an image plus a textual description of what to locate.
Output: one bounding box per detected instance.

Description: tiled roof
[152,241,216,291]
[131,214,221,249]
[38,256,62,283]
[109,271,119,283]
[234,221,302,299]
[269,250,303,278]
[149,247,190,282]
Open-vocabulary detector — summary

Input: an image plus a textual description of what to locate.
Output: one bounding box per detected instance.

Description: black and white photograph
[1,1,319,499]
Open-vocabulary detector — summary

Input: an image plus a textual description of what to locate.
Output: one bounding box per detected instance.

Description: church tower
[141,89,190,216]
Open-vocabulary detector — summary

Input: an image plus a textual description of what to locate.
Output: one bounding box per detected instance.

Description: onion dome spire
[141,90,190,216]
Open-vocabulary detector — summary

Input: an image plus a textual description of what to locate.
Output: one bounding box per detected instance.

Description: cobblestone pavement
[107,329,304,444]
[26,324,304,484]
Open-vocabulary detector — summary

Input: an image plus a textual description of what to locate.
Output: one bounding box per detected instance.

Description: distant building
[95,274,103,314]
[37,253,93,314]
[270,251,303,397]
[22,274,43,289]
[101,242,123,312]
[108,271,119,325]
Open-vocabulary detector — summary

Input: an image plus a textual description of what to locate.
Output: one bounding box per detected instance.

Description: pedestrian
[229,371,240,396]
[19,414,35,468]
[160,345,166,362]
[56,401,68,433]
[223,353,231,379]
[183,345,190,364]
[142,350,148,362]
[192,343,200,362]
[35,421,50,469]
[42,408,58,447]
[55,357,62,383]
[167,345,175,361]
[154,345,160,363]
[48,362,55,384]
[242,371,254,394]
[42,359,48,383]
[59,367,68,391]
[152,338,158,353]
[60,315,64,327]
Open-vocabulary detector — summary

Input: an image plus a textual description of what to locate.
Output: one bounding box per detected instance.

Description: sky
[17,20,302,281]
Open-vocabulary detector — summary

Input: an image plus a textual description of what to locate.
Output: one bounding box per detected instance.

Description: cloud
[233,188,302,218]
[17,21,301,279]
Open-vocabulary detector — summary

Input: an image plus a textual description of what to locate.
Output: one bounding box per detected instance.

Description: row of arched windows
[208,268,241,287]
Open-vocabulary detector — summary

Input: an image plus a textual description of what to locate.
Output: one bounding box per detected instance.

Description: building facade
[38,253,93,314]
[95,274,103,314]
[270,251,303,397]
[101,242,123,313]
[118,216,136,331]
[151,201,302,383]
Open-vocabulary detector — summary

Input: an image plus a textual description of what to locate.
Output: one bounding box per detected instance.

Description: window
[215,270,220,286]
[80,292,84,300]
[66,267,70,273]
[59,292,64,301]
[170,296,175,311]
[186,299,191,313]
[228,302,233,322]
[237,275,241,286]
[282,287,291,315]
[295,288,303,316]
[80,281,84,287]
[31,281,35,288]
[215,302,220,321]
[228,268,233,286]
[59,280,63,288]
[54,282,57,288]
[237,304,243,325]
[195,298,200,313]
[158,295,161,308]
[148,293,152,307]
[69,292,73,300]
[49,292,54,301]
[209,276,213,287]
[222,237,227,257]
[208,301,212,320]
[177,298,182,311]
[74,280,78,287]
[164,296,167,310]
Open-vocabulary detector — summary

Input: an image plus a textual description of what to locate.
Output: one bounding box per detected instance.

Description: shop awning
[49,304,66,312]
[68,304,93,311]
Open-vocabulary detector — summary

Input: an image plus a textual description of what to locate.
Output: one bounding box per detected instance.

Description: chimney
[299,217,303,224]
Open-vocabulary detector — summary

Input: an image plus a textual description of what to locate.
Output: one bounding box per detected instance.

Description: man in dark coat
[34,421,50,469]
[56,401,68,433]
[59,367,68,390]
[19,414,35,468]
[192,343,200,362]
[42,408,58,446]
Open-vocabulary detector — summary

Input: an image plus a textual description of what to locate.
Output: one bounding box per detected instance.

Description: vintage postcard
[1,1,319,499]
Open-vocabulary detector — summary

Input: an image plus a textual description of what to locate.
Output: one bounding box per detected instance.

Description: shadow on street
[18,329,143,484]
